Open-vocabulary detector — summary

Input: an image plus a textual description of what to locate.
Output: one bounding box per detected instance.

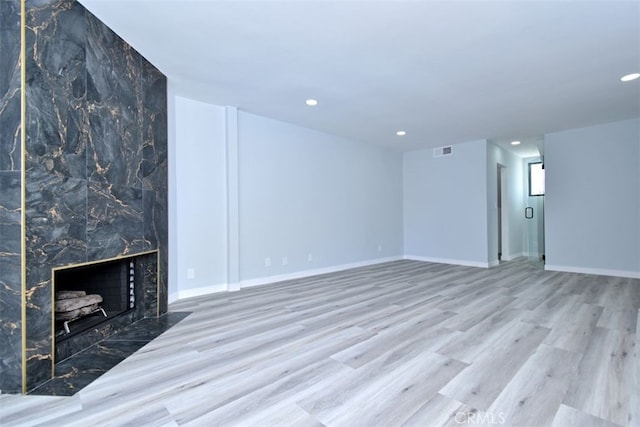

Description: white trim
[403,255,490,268]
[162,258,640,305]
[502,252,526,261]
[173,257,404,301]
[176,283,228,300]
[545,264,640,279]
[239,256,403,289]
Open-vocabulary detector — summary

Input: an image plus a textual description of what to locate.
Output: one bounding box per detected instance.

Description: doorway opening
[526,159,545,265]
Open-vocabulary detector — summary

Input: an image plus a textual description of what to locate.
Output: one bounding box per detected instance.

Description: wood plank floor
[1,259,638,426]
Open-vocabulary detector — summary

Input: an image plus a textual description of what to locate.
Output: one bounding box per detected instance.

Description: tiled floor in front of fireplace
[29,312,191,396]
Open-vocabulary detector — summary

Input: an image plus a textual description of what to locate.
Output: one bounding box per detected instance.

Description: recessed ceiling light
[511,140,521,145]
[620,73,640,82]
[396,130,407,136]
[305,99,319,106]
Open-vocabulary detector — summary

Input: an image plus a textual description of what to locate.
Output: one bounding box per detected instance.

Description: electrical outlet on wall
[282,256,288,266]
[378,244,382,252]
[265,257,271,267]
[187,268,195,279]
[308,253,313,262]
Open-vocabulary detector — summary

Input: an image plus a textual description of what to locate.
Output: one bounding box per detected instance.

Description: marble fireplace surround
[0,0,168,394]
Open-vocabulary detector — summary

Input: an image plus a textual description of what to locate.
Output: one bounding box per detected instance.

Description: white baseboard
[545,264,640,279]
[403,255,490,268]
[171,257,405,302]
[502,252,526,261]
[166,258,640,304]
[239,256,404,289]
[175,283,228,301]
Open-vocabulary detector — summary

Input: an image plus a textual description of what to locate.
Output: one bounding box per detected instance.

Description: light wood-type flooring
[1,259,639,426]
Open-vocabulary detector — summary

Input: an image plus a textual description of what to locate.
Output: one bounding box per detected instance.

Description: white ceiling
[79,0,640,153]
[490,136,544,159]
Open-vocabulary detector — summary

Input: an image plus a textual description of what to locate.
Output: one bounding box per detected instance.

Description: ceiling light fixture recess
[305,99,319,106]
[620,73,640,82]
[511,140,521,145]
[396,130,407,136]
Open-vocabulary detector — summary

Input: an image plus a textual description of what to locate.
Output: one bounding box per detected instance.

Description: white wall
[168,97,638,301]
[487,142,525,263]
[169,94,229,302]
[403,140,490,267]
[545,118,640,277]
[238,112,404,283]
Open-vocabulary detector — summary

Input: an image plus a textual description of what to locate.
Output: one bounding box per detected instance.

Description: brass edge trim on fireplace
[157,250,161,317]
[50,249,160,273]
[50,272,56,378]
[20,0,27,394]
[50,249,160,368]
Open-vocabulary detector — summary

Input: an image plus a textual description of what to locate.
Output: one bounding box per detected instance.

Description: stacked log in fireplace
[55,291,107,334]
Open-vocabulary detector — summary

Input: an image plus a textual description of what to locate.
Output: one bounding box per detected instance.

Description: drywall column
[545,119,640,277]
[226,107,241,290]
[170,96,227,300]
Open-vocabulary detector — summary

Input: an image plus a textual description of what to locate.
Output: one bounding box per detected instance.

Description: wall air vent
[433,146,453,158]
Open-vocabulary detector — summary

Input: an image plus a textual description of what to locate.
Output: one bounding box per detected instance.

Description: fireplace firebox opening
[54,257,136,340]
[52,251,158,365]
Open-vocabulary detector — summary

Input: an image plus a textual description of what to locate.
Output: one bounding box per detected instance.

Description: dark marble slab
[86,181,144,260]
[142,189,160,250]
[0,2,23,394]
[86,12,143,189]
[25,173,88,267]
[140,58,168,191]
[29,312,190,396]
[0,0,19,31]
[0,171,21,253]
[142,189,168,314]
[0,249,22,394]
[24,0,87,180]
[0,0,21,173]
[138,252,158,318]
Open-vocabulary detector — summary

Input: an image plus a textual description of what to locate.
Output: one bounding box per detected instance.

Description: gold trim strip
[157,249,161,317]
[51,269,56,378]
[20,0,27,394]
[51,249,160,273]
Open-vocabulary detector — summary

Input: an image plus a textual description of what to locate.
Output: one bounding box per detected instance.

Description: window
[529,162,545,196]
